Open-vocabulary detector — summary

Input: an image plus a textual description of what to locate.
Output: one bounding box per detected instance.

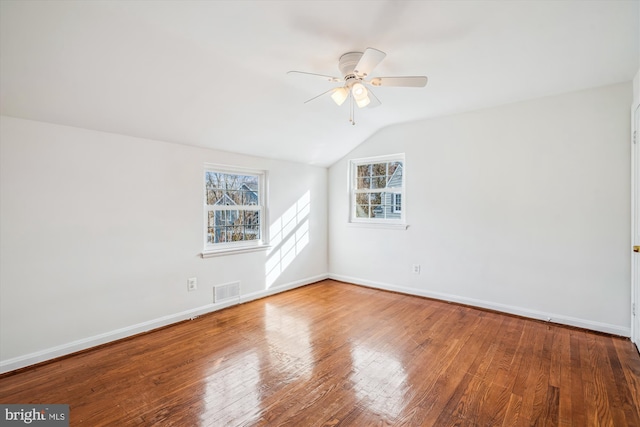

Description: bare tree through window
[205,171,262,245]
[353,159,404,221]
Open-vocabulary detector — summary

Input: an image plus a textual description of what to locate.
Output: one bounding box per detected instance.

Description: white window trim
[347,222,409,230]
[348,153,407,229]
[201,164,269,257]
[201,244,270,258]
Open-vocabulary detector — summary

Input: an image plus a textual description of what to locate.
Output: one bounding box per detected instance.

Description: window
[393,193,402,213]
[203,166,267,255]
[350,154,405,226]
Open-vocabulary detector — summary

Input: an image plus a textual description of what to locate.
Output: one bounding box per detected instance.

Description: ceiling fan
[288,47,428,124]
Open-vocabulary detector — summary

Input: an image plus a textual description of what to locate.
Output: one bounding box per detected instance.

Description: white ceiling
[1,0,638,167]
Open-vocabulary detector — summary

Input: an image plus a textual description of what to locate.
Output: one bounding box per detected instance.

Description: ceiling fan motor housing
[338,52,364,77]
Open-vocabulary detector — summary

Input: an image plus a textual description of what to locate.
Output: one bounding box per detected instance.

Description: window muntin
[350,155,405,224]
[204,168,266,252]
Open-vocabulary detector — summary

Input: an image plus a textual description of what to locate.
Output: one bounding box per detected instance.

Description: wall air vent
[214,281,240,303]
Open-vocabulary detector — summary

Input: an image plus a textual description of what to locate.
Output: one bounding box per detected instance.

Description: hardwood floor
[1,280,639,426]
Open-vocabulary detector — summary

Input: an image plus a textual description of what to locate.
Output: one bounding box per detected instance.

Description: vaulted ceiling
[1,1,638,166]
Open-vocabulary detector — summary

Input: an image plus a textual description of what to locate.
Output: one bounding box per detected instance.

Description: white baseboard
[240,273,328,303]
[0,274,328,374]
[3,272,627,374]
[329,274,631,337]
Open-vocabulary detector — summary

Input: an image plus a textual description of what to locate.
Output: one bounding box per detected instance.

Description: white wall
[635,69,640,105]
[329,82,632,335]
[0,82,633,373]
[633,69,640,349]
[0,116,328,372]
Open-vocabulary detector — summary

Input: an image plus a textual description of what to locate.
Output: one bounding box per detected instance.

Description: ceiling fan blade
[353,47,386,77]
[366,88,381,108]
[303,87,337,104]
[369,76,428,87]
[287,71,341,83]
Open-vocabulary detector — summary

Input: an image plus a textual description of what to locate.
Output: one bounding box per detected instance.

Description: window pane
[222,227,233,243]
[371,204,384,218]
[372,176,387,189]
[243,210,259,226]
[205,172,259,206]
[357,177,371,189]
[387,162,403,188]
[207,187,224,205]
[371,163,386,176]
[244,226,259,240]
[228,226,242,241]
[355,193,369,205]
[357,164,371,178]
[208,209,261,243]
[241,189,258,205]
[207,211,215,243]
[355,204,371,218]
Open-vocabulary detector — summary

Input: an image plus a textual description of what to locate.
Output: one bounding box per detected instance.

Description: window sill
[348,222,409,230]
[201,244,271,258]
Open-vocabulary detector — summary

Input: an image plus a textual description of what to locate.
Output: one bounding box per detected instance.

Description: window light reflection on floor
[350,346,408,419]
[264,303,312,381]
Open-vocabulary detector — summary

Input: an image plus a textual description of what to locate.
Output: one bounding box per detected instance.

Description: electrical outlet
[187,277,197,291]
[412,264,421,274]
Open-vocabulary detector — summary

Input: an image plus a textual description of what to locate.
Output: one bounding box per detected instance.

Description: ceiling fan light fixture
[355,95,370,108]
[331,87,349,106]
[351,82,368,100]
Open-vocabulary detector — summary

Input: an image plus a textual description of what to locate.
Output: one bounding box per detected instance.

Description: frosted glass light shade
[356,96,370,108]
[351,83,367,100]
[331,87,349,106]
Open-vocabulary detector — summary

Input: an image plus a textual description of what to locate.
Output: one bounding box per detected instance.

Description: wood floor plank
[1,280,639,426]
[613,338,640,424]
[568,331,587,427]
[556,327,573,427]
[502,392,523,427]
[516,322,548,426]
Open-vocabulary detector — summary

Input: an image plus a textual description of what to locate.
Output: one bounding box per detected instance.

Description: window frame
[348,153,407,229]
[202,164,269,257]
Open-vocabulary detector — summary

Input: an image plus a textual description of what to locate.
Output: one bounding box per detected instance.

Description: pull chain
[349,92,356,125]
